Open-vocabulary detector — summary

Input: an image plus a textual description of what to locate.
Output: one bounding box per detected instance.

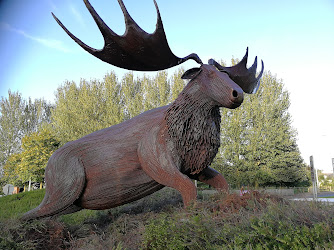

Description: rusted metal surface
[51,0,202,71]
[22,0,263,220]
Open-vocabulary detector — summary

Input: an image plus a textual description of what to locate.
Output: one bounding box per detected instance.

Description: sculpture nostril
[231,89,244,105]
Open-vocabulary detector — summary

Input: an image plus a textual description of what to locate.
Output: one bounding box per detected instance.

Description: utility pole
[332,158,334,175]
[310,156,318,199]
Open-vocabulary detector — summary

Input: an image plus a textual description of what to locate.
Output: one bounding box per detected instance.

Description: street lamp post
[310,156,318,199]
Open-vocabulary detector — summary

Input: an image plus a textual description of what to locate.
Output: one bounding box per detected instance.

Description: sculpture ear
[181,68,202,79]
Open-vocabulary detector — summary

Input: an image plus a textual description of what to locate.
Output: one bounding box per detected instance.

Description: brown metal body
[22,0,263,220]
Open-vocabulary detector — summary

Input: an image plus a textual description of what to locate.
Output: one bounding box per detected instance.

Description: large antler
[52,0,202,71]
[209,48,264,94]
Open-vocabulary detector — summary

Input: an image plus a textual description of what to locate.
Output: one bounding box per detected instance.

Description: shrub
[142,192,334,249]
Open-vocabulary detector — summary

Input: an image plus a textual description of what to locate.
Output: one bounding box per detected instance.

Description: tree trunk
[28,178,31,191]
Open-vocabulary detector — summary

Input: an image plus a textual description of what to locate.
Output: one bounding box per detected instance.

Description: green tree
[141,71,171,111]
[142,75,160,111]
[52,71,123,143]
[171,68,186,101]
[317,171,334,190]
[155,71,170,106]
[20,127,60,185]
[3,127,60,188]
[103,71,124,125]
[121,72,143,119]
[2,153,22,186]
[23,98,53,134]
[213,71,309,187]
[0,91,52,171]
[0,91,26,167]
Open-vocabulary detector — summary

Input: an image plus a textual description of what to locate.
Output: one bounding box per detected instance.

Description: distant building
[2,184,14,195]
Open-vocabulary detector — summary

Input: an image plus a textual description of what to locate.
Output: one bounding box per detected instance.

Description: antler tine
[52,0,202,71]
[117,0,136,27]
[153,0,163,29]
[239,47,248,68]
[52,12,98,54]
[209,48,264,94]
[249,56,258,76]
[83,0,117,39]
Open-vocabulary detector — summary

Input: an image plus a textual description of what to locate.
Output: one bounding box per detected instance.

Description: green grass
[0,189,109,224]
[0,189,46,220]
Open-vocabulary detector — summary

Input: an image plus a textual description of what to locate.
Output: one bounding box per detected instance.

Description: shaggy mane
[165,86,221,174]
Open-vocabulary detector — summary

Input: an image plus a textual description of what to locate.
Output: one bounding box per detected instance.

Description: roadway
[292,191,334,203]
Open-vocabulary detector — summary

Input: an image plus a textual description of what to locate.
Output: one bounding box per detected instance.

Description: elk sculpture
[23,0,263,220]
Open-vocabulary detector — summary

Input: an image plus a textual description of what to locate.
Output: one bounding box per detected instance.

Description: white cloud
[70,4,85,27]
[48,0,57,11]
[0,22,71,53]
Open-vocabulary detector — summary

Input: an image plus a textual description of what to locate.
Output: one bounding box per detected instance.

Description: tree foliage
[52,72,124,143]
[3,127,60,186]
[0,91,52,168]
[0,91,25,168]
[19,127,60,184]
[2,153,22,186]
[122,72,144,119]
[171,68,186,101]
[51,69,185,143]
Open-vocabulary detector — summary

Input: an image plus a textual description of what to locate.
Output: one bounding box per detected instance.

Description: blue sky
[1,0,334,172]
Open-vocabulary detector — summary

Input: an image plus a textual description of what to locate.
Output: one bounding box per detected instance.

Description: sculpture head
[52,0,263,108]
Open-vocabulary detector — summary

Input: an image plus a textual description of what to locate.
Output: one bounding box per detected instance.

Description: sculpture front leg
[191,167,229,192]
[138,127,197,207]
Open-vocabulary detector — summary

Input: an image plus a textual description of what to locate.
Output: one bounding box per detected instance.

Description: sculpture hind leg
[21,156,86,220]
